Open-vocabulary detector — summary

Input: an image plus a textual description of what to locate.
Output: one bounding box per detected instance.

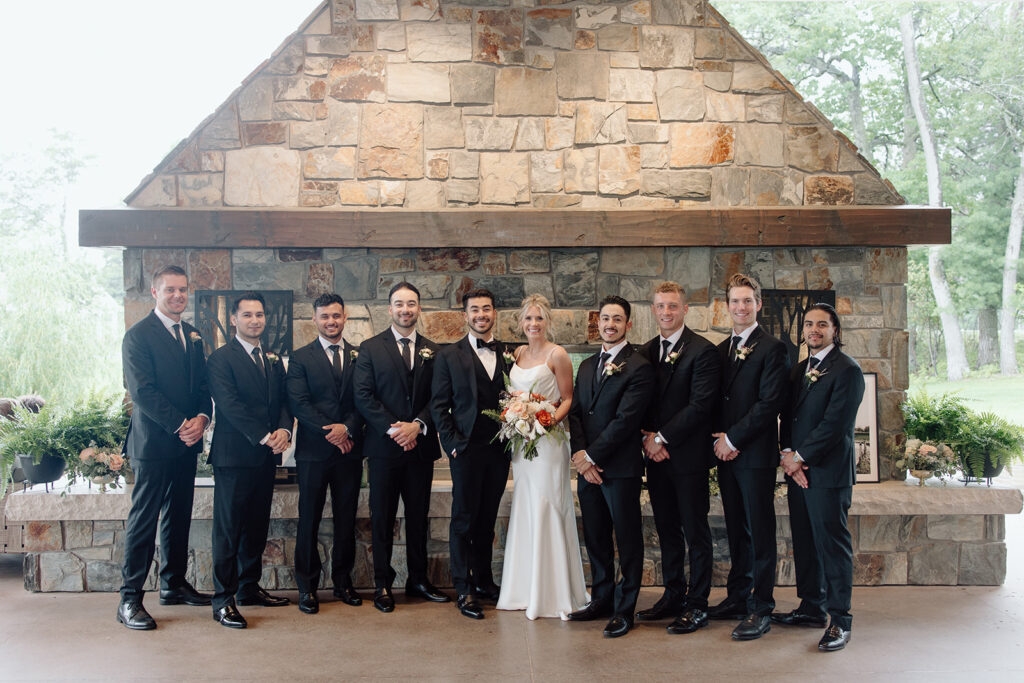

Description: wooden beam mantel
[79,206,950,249]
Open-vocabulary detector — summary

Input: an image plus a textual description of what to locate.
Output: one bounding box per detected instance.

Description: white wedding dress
[496,357,589,620]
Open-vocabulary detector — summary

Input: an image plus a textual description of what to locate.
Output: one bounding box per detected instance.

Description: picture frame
[855,373,879,483]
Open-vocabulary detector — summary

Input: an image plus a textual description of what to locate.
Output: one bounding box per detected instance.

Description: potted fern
[958,412,1024,484]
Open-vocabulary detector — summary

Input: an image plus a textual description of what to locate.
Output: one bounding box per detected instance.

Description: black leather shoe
[159,583,212,606]
[472,583,501,602]
[213,602,247,629]
[405,580,450,603]
[818,624,851,652]
[298,591,319,615]
[771,609,828,628]
[708,598,747,620]
[667,608,709,635]
[373,587,395,613]
[238,587,290,607]
[732,613,771,641]
[457,594,484,620]
[636,594,682,622]
[333,586,363,606]
[117,600,156,630]
[602,615,633,638]
[567,602,613,622]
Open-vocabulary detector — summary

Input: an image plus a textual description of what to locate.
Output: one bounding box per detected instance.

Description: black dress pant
[368,452,434,588]
[718,463,778,615]
[787,482,854,630]
[448,441,509,595]
[645,461,713,609]
[211,458,276,610]
[120,456,198,601]
[294,455,364,593]
[577,475,643,617]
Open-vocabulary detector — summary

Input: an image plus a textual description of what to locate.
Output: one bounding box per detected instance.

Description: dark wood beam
[79,206,951,248]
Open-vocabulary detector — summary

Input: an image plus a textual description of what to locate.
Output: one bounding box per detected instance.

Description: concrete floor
[2,501,1023,681]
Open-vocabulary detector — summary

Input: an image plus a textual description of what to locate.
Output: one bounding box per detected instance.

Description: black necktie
[477,338,497,351]
[172,323,184,350]
[596,351,610,382]
[730,335,742,361]
[399,338,413,371]
[661,339,672,363]
[328,344,343,382]
[252,347,265,377]
[808,356,821,370]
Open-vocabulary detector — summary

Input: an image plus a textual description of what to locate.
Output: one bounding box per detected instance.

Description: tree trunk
[901,10,970,381]
[977,307,998,368]
[908,327,918,373]
[999,146,1024,375]
[902,89,918,169]
[848,63,869,156]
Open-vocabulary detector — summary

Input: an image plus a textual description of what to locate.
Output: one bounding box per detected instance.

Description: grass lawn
[910,374,1024,426]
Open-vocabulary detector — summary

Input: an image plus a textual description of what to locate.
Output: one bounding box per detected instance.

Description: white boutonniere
[603,361,625,377]
[189,331,202,343]
[805,367,827,386]
[502,350,516,365]
[350,349,359,361]
[419,348,435,361]
[265,352,279,366]
[665,350,681,365]
[735,342,757,361]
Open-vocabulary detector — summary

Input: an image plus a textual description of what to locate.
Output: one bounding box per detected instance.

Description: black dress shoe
[770,609,828,628]
[567,602,613,622]
[405,580,450,603]
[213,602,247,629]
[818,624,851,652]
[298,591,319,615]
[373,587,395,613]
[238,587,290,607]
[333,586,363,606]
[457,594,484,620]
[667,608,709,635]
[708,597,748,620]
[117,600,156,630]
[472,583,501,602]
[732,613,771,641]
[159,583,212,606]
[603,615,633,638]
[636,594,682,622]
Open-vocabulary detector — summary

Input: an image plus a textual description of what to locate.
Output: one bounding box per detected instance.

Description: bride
[497,294,589,619]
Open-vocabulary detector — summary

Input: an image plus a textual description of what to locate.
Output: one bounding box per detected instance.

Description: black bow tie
[476,338,497,351]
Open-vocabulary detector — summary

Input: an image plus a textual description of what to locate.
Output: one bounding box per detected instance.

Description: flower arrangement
[895,439,958,478]
[805,367,827,387]
[78,447,129,492]
[735,342,756,361]
[483,381,565,461]
[603,360,625,377]
[418,348,434,361]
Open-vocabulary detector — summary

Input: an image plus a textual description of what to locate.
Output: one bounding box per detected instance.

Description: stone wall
[19,485,1011,591]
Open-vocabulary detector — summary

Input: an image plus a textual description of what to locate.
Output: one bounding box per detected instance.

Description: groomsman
[709,274,790,640]
[118,265,212,630]
[206,292,292,628]
[569,295,654,638]
[287,293,366,615]
[354,282,447,612]
[430,288,510,620]
[637,282,720,635]
[776,303,864,652]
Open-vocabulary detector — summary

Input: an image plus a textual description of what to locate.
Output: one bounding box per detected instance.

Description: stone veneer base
[7,481,1020,592]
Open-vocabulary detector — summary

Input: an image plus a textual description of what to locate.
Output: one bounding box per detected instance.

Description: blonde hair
[518,294,553,339]
[652,281,687,303]
[725,273,762,302]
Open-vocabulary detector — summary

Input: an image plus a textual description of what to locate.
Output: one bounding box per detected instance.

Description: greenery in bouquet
[895,439,958,478]
[483,377,565,461]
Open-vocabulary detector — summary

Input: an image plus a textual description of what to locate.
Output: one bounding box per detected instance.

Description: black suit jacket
[122,311,212,462]
[569,344,654,479]
[714,326,791,469]
[639,327,721,474]
[430,335,508,456]
[207,339,292,468]
[779,348,865,489]
[353,329,441,461]
[286,338,365,463]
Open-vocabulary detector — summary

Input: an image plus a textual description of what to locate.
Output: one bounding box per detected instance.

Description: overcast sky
[0,0,314,233]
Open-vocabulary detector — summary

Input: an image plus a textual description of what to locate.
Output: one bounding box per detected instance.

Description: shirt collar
[811,343,835,362]
[660,325,685,348]
[319,336,343,351]
[733,321,759,346]
[235,335,260,356]
[601,339,629,363]
[391,326,417,345]
[153,307,181,334]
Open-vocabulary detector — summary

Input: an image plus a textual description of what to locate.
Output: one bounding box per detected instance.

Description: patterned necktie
[251,347,265,377]
[399,337,413,371]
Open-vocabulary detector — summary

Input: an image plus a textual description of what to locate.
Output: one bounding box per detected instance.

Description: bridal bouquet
[483,382,565,461]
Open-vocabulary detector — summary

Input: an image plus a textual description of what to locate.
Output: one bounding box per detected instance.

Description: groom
[569,295,655,638]
[430,288,510,620]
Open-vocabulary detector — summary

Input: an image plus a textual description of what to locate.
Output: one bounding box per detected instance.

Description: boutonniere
[502,350,516,365]
[735,342,757,361]
[264,352,279,366]
[349,349,359,361]
[419,348,434,361]
[664,350,681,365]
[603,360,625,377]
[189,331,202,343]
[805,367,828,386]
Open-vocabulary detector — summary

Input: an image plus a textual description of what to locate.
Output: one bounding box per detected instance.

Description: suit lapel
[657,331,687,395]
[592,344,632,406]
[723,326,762,392]
[460,336,479,397]
[339,340,356,397]
[383,331,413,389]
[796,351,835,408]
[231,338,268,399]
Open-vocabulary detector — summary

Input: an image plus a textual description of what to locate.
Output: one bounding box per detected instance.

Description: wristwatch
[653,435,664,445]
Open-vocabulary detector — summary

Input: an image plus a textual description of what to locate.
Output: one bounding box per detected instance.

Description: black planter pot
[960,451,1005,486]
[15,453,66,487]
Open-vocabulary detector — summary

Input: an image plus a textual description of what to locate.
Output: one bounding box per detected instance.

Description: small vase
[910,469,933,486]
[92,474,115,493]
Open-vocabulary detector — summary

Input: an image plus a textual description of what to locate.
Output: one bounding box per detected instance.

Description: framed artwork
[855,373,879,483]
[760,289,837,366]
[194,289,294,356]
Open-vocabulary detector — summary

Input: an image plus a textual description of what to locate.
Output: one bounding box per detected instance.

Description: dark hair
[388,281,421,302]
[231,291,266,314]
[804,302,843,347]
[725,273,762,303]
[461,288,495,309]
[599,295,631,321]
[313,293,345,312]
[151,265,187,288]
